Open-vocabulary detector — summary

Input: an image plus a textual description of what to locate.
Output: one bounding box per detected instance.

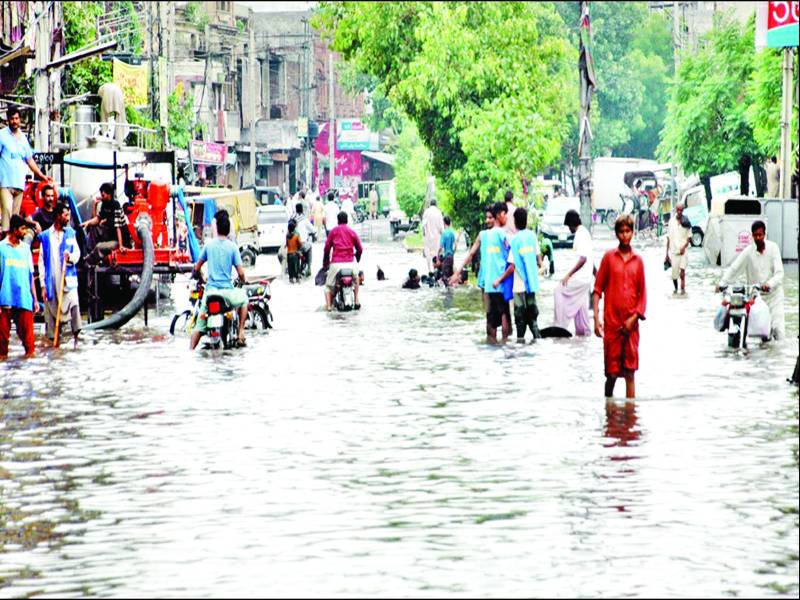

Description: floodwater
[1,220,797,598]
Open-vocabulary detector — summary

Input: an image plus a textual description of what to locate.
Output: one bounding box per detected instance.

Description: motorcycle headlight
[729,293,745,308]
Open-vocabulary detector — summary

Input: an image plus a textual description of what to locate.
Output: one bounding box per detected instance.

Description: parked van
[257,205,289,253]
[592,157,660,219]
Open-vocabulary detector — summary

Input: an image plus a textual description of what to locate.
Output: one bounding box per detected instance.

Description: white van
[257,205,288,253]
[592,157,660,216]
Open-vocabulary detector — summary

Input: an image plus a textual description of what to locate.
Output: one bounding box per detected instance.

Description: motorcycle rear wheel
[605,210,618,230]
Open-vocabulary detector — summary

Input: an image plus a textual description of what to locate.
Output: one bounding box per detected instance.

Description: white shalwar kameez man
[421,199,444,273]
[720,237,785,341]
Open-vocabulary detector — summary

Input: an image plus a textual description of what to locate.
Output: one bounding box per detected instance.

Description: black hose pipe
[83,221,155,331]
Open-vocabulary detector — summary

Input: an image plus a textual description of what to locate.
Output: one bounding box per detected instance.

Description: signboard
[756,2,799,48]
[113,59,148,108]
[190,141,226,165]
[735,230,752,253]
[336,118,371,150]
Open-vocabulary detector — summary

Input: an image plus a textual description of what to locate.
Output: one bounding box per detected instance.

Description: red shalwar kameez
[593,248,647,376]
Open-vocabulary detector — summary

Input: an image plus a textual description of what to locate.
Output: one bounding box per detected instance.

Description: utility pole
[303,18,312,190]
[33,1,53,151]
[328,50,335,194]
[778,47,795,199]
[249,22,256,187]
[577,0,595,232]
[148,2,156,124]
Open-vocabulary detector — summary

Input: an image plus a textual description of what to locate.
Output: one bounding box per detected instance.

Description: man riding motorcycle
[189,209,249,350]
[322,210,363,311]
[717,219,784,341]
[291,202,316,275]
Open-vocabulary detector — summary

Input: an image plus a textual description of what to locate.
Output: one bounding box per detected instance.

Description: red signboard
[757,1,799,47]
[767,1,799,29]
[190,141,227,165]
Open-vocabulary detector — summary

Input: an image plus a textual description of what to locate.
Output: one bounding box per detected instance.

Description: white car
[539,196,580,248]
[257,205,288,253]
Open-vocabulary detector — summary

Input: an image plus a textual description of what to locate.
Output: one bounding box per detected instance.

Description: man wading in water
[593,214,647,399]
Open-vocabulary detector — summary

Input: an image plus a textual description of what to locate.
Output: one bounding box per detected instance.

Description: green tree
[315,1,574,235]
[554,2,672,159]
[63,1,112,96]
[185,1,210,32]
[394,120,430,217]
[658,16,760,179]
[167,82,196,150]
[745,47,799,161]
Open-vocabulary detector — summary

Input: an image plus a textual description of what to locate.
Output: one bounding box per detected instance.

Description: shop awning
[361,150,396,166]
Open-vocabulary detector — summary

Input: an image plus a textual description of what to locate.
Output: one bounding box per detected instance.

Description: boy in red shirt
[592,214,647,399]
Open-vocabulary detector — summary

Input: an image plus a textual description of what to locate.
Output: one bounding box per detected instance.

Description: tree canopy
[554,2,673,160]
[314,1,575,234]
[658,15,797,179]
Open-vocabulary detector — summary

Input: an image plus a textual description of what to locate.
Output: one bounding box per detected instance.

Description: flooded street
[1,221,797,598]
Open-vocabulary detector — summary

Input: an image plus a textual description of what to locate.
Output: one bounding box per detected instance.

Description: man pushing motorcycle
[190,209,249,350]
[716,220,784,341]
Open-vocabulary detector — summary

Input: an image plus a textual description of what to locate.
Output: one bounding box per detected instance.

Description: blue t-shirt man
[0,126,33,191]
[439,227,456,258]
[0,238,34,311]
[509,229,540,294]
[481,227,509,294]
[199,237,242,289]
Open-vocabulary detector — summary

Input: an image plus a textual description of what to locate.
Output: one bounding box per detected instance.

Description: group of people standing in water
[421,193,646,400]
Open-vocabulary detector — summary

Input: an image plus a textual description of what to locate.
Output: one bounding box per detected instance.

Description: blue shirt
[477,230,489,289]
[481,228,509,294]
[0,240,34,310]
[199,237,242,289]
[0,127,33,191]
[509,229,540,294]
[439,227,456,257]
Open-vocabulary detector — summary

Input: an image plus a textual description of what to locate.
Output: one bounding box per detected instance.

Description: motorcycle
[354,203,368,224]
[332,268,357,311]
[716,284,768,349]
[244,277,274,330]
[203,292,241,350]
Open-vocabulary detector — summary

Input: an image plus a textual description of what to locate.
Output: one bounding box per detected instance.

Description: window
[216,1,231,12]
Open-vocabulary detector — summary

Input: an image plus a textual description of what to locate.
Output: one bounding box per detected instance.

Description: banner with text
[113,59,149,108]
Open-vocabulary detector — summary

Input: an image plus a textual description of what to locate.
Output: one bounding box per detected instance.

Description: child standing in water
[592,214,647,399]
[286,221,302,283]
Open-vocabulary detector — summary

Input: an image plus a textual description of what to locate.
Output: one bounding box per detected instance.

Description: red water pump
[124,173,170,248]
[20,177,49,218]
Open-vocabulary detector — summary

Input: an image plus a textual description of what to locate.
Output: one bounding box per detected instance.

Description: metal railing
[55,120,161,152]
